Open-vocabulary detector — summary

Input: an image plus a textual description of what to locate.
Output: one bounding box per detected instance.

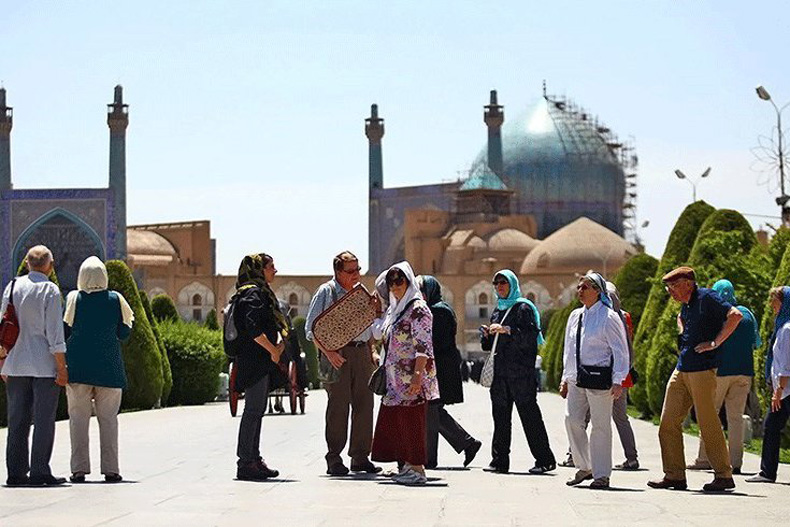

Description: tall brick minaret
[484,90,504,177]
[107,85,128,260]
[0,87,12,192]
[366,104,385,273]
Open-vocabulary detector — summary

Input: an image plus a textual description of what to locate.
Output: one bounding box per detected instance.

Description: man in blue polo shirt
[647,266,743,492]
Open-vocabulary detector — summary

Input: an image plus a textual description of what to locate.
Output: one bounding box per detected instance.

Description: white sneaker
[389,464,412,480]
[745,474,775,483]
[394,470,427,486]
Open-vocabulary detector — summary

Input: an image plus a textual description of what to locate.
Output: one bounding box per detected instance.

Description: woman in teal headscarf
[691,279,760,474]
[480,269,556,474]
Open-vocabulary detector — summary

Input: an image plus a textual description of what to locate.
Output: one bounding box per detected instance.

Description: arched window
[478,293,488,305]
[289,293,299,306]
[192,294,202,306]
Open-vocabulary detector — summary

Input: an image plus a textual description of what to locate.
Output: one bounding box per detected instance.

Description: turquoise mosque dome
[473,96,627,239]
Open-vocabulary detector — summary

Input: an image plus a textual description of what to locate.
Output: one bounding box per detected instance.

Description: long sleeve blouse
[562,302,630,385]
[771,322,790,400]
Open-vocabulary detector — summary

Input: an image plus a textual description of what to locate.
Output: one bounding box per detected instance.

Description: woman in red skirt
[371,262,440,485]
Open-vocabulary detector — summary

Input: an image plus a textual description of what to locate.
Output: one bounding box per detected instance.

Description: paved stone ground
[1,384,789,526]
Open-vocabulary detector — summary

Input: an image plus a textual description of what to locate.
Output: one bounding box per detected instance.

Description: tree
[151,293,179,322]
[204,308,220,331]
[106,260,164,410]
[631,201,716,416]
[541,300,580,390]
[139,290,173,406]
[16,257,60,287]
[613,253,659,329]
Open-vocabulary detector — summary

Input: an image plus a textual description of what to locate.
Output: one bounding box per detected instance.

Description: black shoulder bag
[575,312,613,390]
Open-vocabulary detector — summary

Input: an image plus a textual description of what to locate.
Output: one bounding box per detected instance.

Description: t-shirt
[716,307,756,377]
[677,287,733,372]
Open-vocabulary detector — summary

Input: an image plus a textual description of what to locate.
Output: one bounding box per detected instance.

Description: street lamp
[755,85,790,225]
[674,167,711,202]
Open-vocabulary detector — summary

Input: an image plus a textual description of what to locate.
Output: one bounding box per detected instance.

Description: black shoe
[647,478,687,490]
[483,464,509,474]
[70,472,86,483]
[6,476,30,487]
[615,459,640,471]
[528,462,556,475]
[256,460,279,479]
[463,440,482,467]
[104,473,123,483]
[350,461,382,474]
[237,462,272,481]
[732,467,741,475]
[326,462,350,476]
[28,475,67,486]
[702,477,735,492]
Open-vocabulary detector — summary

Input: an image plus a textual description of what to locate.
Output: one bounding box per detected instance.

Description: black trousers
[490,374,555,470]
[426,400,476,467]
[760,395,790,480]
[236,374,270,467]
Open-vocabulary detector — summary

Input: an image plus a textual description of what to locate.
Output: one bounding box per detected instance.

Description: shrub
[540,308,558,335]
[204,308,220,331]
[631,201,715,416]
[613,253,658,329]
[151,294,179,322]
[293,316,319,389]
[541,299,580,390]
[644,210,762,415]
[768,227,790,270]
[106,260,164,410]
[140,291,173,406]
[160,320,224,405]
[16,258,60,287]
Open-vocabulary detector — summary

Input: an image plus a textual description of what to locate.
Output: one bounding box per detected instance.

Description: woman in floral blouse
[371,261,439,486]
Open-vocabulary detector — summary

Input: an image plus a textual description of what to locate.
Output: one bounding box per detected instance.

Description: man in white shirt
[0,246,68,487]
[560,272,629,489]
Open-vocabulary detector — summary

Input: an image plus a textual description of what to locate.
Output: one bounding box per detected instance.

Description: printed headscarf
[379,261,423,337]
[63,256,134,328]
[582,271,613,309]
[767,286,790,383]
[712,279,761,348]
[418,275,456,323]
[236,253,289,337]
[492,269,544,346]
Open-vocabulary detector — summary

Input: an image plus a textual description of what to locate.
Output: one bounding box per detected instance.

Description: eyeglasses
[664,282,682,292]
[492,279,508,286]
[577,283,590,291]
[341,267,362,274]
[387,277,406,287]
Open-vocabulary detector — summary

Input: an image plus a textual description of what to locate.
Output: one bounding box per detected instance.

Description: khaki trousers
[658,369,732,480]
[695,375,752,470]
[323,344,375,468]
[66,383,123,475]
[565,384,613,479]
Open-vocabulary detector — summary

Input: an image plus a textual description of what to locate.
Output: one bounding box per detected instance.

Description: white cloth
[561,302,630,385]
[0,272,66,377]
[377,261,426,356]
[565,383,614,479]
[771,322,790,400]
[63,257,134,328]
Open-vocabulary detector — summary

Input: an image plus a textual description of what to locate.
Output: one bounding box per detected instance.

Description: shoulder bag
[480,306,514,388]
[575,312,613,390]
[0,279,20,354]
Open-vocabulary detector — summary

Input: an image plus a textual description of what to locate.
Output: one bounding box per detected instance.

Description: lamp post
[756,85,790,225]
[674,167,711,202]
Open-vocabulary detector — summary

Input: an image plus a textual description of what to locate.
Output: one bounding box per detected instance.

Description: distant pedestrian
[371,262,439,485]
[0,245,68,487]
[561,273,629,489]
[63,256,134,483]
[648,266,742,492]
[689,279,759,475]
[747,286,790,484]
[482,269,555,475]
[418,275,482,469]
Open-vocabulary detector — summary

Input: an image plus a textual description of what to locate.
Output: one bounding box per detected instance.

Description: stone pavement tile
[0,384,786,526]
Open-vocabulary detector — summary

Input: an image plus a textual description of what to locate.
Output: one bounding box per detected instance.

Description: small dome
[520,217,636,276]
[486,228,539,252]
[127,229,177,256]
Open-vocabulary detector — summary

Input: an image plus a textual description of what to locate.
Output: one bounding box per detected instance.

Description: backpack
[223,287,253,359]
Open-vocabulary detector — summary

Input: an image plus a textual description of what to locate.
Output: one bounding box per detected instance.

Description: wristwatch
[710,340,717,349]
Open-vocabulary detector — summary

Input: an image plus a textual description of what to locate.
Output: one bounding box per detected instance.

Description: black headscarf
[419,275,456,323]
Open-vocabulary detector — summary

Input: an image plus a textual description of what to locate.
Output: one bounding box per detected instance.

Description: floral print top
[382,299,440,407]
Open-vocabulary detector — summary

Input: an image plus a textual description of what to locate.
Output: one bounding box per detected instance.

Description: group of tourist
[2,245,790,491]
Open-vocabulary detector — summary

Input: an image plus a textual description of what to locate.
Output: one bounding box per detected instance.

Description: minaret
[107,85,129,260]
[365,104,384,190]
[0,87,12,191]
[484,90,504,177]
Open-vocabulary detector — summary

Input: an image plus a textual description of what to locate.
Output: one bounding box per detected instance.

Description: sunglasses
[492,279,508,286]
[341,267,362,274]
[387,276,406,287]
[577,283,591,291]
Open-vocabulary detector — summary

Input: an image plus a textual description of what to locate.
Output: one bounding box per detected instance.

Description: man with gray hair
[0,245,68,486]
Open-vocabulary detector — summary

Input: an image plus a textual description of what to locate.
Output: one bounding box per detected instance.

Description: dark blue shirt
[677,287,733,372]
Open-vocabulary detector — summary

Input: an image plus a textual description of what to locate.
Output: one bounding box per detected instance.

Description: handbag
[368,298,418,395]
[0,279,19,353]
[575,313,613,391]
[480,306,514,388]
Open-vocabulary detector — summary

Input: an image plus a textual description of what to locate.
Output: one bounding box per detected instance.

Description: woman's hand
[407,373,422,396]
[559,381,568,399]
[0,345,7,359]
[772,387,784,412]
[488,323,509,335]
[269,341,286,364]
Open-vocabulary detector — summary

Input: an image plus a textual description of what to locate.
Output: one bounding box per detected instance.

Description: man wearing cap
[648,266,743,492]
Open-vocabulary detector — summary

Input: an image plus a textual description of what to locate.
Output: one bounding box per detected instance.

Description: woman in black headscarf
[419,275,482,469]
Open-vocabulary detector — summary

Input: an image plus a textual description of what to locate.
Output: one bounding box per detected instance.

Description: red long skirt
[371,402,427,465]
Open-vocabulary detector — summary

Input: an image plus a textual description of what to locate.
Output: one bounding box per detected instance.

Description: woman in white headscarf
[63,256,134,483]
[370,262,439,485]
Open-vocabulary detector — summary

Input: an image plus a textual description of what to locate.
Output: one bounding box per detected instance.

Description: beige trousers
[695,375,752,470]
[658,369,732,480]
[66,383,123,475]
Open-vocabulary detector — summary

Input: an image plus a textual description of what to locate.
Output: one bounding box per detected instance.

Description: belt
[347,341,368,347]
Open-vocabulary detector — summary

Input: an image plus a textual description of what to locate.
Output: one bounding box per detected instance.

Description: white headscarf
[377,261,422,338]
[64,256,134,328]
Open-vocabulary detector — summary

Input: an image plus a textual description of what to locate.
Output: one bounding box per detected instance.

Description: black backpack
[223,288,254,359]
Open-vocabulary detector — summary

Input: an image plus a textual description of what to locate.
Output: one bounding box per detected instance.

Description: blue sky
[2,1,789,274]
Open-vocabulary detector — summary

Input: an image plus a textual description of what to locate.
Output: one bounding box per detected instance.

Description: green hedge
[542,299,580,391]
[140,291,173,406]
[613,253,658,329]
[293,316,319,389]
[160,320,224,405]
[106,260,164,410]
[204,308,220,331]
[17,258,60,287]
[631,201,716,416]
[768,227,790,270]
[151,294,179,322]
[757,237,790,409]
[644,210,765,415]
